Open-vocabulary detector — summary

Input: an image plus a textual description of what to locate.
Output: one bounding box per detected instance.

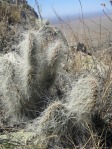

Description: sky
[27,0,112,19]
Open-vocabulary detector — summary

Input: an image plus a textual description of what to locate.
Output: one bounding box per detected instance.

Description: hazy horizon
[48,11,107,24]
[27,0,112,20]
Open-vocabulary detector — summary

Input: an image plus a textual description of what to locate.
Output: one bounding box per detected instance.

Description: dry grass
[0,3,21,25]
[0,22,7,39]
[0,1,112,149]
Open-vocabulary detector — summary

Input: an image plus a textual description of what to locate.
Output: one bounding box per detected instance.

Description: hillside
[0,0,38,53]
[0,1,112,149]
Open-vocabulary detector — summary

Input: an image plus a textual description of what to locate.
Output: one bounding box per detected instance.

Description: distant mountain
[49,11,110,24]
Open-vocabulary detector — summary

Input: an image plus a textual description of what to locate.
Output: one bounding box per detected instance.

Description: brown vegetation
[0,1,112,149]
[0,2,21,25]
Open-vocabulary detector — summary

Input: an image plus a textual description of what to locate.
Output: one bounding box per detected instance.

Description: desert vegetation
[0,0,112,149]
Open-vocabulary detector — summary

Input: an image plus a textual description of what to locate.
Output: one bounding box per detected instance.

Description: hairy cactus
[0,20,112,148]
[27,76,98,148]
[0,22,70,124]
